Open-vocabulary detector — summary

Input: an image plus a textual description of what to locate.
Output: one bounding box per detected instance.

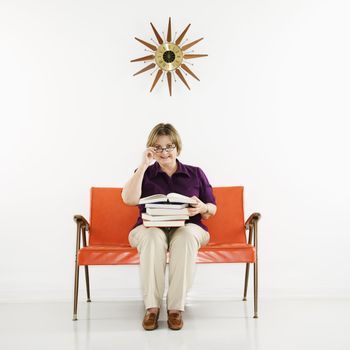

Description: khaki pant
[128,223,210,311]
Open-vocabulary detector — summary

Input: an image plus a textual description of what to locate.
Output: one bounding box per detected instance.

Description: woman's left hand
[188,196,207,217]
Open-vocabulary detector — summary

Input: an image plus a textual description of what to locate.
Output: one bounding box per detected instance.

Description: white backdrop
[0,0,349,302]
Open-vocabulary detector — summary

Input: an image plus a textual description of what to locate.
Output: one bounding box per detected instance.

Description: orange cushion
[205,187,246,245]
[78,243,255,265]
[78,246,139,265]
[198,244,255,263]
[88,188,139,246]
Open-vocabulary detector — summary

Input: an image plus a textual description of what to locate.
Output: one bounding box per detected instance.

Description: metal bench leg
[243,263,250,301]
[84,266,91,302]
[253,220,259,318]
[253,260,258,318]
[73,261,80,321]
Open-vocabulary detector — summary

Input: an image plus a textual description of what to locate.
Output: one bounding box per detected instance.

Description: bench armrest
[74,215,90,231]
[73,215,90,256]
[245,212,261,229]
[244,212,261,246]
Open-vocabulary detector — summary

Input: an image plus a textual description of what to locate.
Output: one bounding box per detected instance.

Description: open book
[139,192,196,205]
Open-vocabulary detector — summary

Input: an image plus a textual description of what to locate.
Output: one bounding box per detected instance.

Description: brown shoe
[142,308,160,331]
[167,310,183,330]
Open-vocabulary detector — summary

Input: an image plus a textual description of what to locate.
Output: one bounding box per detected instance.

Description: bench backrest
[88,186,246,246]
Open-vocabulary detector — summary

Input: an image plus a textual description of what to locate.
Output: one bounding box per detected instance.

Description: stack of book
[139,193,196,227]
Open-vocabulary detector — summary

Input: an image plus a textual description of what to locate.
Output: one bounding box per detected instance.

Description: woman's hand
[140,147,156,168]
[188,196,208,217]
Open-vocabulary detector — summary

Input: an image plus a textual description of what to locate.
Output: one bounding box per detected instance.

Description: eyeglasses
[153,144,176,153]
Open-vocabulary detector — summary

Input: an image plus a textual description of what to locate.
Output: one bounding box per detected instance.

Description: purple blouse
[131,159,216,232]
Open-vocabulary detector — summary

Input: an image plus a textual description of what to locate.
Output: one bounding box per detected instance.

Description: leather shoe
[167,310,183,330]
[142,308,160,331]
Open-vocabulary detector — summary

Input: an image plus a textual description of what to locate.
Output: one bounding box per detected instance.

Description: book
[146,207,190,216]
[143,220,185,227]
[139,192,196,205]
[142,213,189,221]
[145,203,189,209]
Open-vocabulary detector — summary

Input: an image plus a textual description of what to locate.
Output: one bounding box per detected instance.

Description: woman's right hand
[140,147,156,168]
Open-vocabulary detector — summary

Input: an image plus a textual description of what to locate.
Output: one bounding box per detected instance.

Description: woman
[121,123,217,331]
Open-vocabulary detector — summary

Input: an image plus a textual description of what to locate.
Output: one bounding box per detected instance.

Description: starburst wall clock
[131,17,208,96]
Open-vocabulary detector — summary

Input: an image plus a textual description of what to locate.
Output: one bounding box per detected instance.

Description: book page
[139,193,167,204]
[167,192,196,204]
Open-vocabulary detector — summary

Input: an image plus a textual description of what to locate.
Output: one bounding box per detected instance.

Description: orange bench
[73,186,261,320]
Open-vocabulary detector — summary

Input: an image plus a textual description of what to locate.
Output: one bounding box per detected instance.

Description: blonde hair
[146,123,182,155]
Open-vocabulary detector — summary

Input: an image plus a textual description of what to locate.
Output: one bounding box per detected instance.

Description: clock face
[131,17,208,96]
[155,43,183,71]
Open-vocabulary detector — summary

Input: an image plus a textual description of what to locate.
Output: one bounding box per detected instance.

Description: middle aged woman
[121,123,217,331]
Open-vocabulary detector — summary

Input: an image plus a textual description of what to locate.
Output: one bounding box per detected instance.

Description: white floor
[0,298,349,350]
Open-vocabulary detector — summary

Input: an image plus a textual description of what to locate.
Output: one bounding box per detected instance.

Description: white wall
[1,0,349,302]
